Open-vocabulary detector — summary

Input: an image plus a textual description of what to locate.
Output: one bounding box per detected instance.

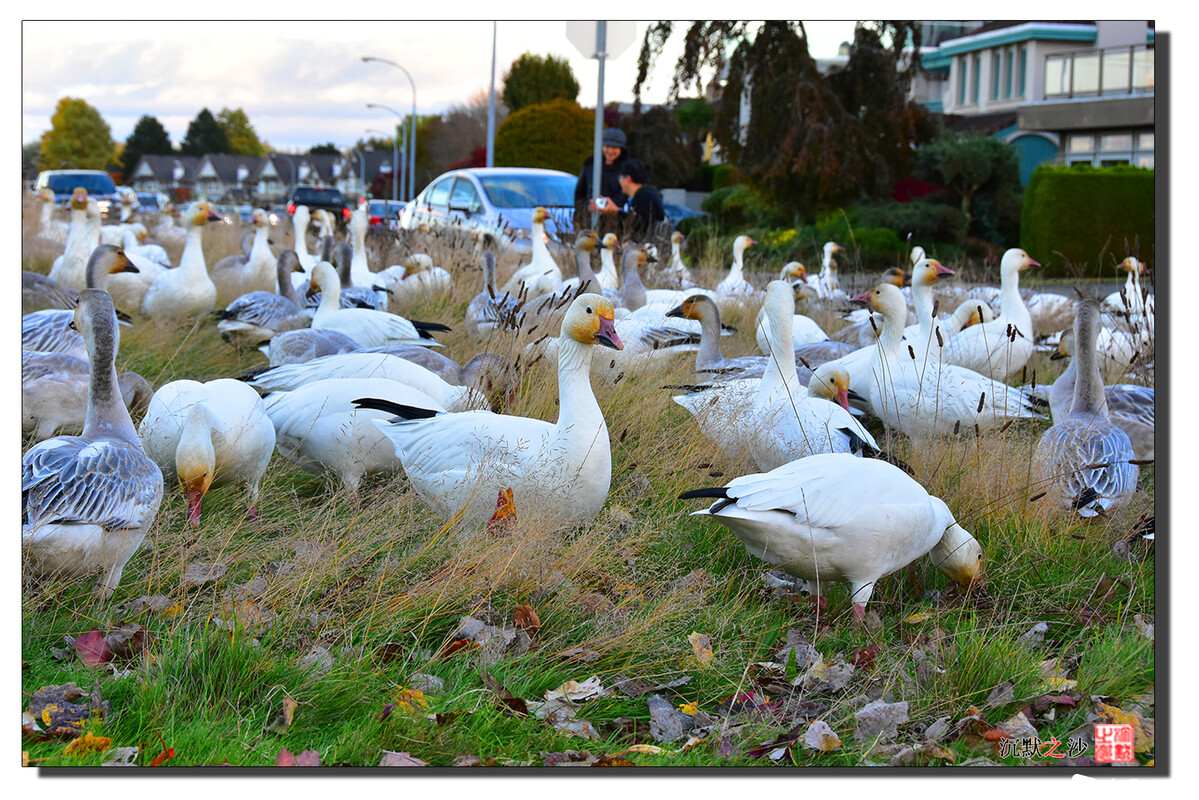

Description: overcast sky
[21,20,857,152]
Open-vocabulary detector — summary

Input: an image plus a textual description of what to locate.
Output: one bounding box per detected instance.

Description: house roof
[131,154,202,182]
[197,154,265,183]
[941,111,1019,137]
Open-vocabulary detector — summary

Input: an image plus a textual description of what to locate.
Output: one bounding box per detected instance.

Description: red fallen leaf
[294,749,321,766]
[73,629,113,668]
[851,645,881,668]
[275,747,296,766]
[438,639,480,660]
[148,747,175,766]
[377,703,396,721]
[981,728,1010,742]
[513,604,541,636]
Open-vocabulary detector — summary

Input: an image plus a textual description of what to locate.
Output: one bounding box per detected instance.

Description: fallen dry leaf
[100,746,140,766]
[850,645,881,669]
[63,732,112,757]
[265,697,299,735]
[687,632,714,666]
[1092,702,1154,752]
[379,750,427,766]
[804,720,842,752]
[72,629,113,669]
[274,746,321,766]
[513,604,541,636]
[183,561,227,587]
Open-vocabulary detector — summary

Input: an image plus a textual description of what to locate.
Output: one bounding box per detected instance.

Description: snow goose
[1049,326,1154,462]
[23,245,139,359]
[753,289,830,355]
[211,208,276,306]
[99,192,137,245]
[138,379,276,523]
[214,250,310,348]
[22,290,164,599]
[23,351,152,442]
[806,241,846,301]
[849,282,1046,445]
[262,328,360,366]
[680,453,983,624]
[714,234,760,312]
[108,200,222,316]
[307,261,448,349]
[1034,300,1139,518]
[372,253,453,314]
[346,204,380,289]
[558,230,603,295]
[265,377,438,495]
[500,207,562,296]
[1102,256,1154,323]
[900,257,958,361]
[291,204,317,274]
[942,248,1039,380]
[35,187,69,245]
[357,293,623,528]
[595,233,621,292]
[247,352,488,412]
[661,230,699,289]
[356,346,518,411]
[48,189,100,290]
[301,241,385,310]
[120,223,170,267]
[665,293,810,383]
[465,250,520,343]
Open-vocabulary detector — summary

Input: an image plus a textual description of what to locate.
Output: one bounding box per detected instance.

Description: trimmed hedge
[1020,164,1155,277]
[494,99,595,175]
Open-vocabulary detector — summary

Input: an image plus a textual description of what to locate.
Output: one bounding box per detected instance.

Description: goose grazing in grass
[1049,328,1154,461]
[22,290,164,599]
[1034,299,1139,518]
[211,208,276,306]
[680,453,983,626]
[23,351,152,443]
[48,189,100,290]
[500,207,562,297]
[261,327,361,366]
[23,245,139,359]
[307,261,448,349]
[356,293,623,529]
[215,250,311,348]
[941,247,1039,381]
[465,250,520,343]
[848,282,1046,445]
[138,379,276,524]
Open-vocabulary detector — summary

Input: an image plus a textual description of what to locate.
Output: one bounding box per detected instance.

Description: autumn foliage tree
[217,107,266,156]
[634,21,936,219]
[39,97,115,171]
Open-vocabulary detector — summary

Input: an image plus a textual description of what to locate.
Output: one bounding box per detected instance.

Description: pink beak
[595,316,624,350]
[849,292,871,306]
[935,263,955,278]
[185,490,204,525]
[837,388,850,413]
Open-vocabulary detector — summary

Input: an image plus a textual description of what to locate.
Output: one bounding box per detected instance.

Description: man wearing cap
[594,158,667,240]
[574,127,629,229]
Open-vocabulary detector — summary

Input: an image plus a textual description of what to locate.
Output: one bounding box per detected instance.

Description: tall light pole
[366,103,406,201]
[487,22,497,168]
[362,56,417,201]
[366,127,398,201]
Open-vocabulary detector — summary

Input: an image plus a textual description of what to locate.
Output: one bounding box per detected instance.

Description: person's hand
[595,197,619,215]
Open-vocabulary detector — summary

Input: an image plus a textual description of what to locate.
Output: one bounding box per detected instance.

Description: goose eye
[586,306,593,314]
[68,321,77,330]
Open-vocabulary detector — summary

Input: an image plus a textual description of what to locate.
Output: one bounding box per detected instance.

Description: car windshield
[294,188,343,203]
[47,174,116,195]
[478,174,575,209]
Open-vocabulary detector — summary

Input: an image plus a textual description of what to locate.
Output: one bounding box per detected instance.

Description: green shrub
[850,200,964,246]
[1020,164,1155,277]
[494,99,594,175]
[712,164,740,190]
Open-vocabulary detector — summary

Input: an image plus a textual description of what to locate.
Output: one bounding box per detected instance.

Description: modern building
[919,21,1154,184]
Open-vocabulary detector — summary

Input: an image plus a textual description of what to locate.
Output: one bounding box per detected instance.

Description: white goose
[1102,256,1154,323]
[48,189,100,290]
[211,208,276,306]
[465,250,519,343]
[291,204,317,275]
[23,246,139,359]
[265,377,436,495]
[138,379,276,523]
[500,207,562,297]
[34,187,69,244]
[346,204,379,289]
[22,290,164,599]
[680,453,983,625]
[714,234,760,312]
[753,274,830,354]
[596,233,621,292]
[372,254,453,314]
[214,250,310,348]
[806,241,846,301]
[941,248,1040,381]
[307,261,447,349]
[1034,299,1139,518]
[248,352,488,413]
[109,200,222,317]
[358,293,623,528]
[661,230,699,289]
[850,282,1046,444]
[120,223,171,267]
[1048,325,1154,462]
[23,351,152,443]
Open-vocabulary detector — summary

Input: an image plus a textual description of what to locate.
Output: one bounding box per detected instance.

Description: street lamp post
[362,56,417,202]
[366,128,399,202]
[366,104,406,202]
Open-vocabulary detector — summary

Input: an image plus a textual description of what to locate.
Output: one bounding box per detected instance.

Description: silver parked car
[397,167,576,254]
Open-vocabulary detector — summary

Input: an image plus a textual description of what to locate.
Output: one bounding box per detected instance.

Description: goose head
[350,204,368,236]
[909,245,926,266]
[780,261,807,283]
[808,363,852,412]
[185,200,222,228]
[823,241,845,265]
[733,234,756,259]
[881,267,910,287]
[128,222,149,244]
[38,187,55,204]
[86,244,139,286]
[532,206,549,226]
[928,513,984,592]
[671,231,684,246]
[251,208,271,229]
[403,254,435,276]
[563,293,622,350]
[574,230,599,253]
[70,187,89,210]
[1051,328,1074,361]
[1001,247,1040,274]
[176,406,216,525]
[913,258,954,286]
[666,294,717,323]
[851,281,906,321]
[307,261,338,298]
[1118,256,1146,275]
[601,233,620,252]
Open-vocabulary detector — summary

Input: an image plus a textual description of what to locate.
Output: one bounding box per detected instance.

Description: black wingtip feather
[840,427,915,476]
[352,397,440,420]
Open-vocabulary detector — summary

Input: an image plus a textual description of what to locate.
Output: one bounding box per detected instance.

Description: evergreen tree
[120,114,173,180]
[308,143,341,155]
[501,53,580,113]
[39,97,115,170]
[180,107,230,155]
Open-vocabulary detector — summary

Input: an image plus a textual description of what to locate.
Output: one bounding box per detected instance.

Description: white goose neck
[555,335,601,428]
[180,225,207,274]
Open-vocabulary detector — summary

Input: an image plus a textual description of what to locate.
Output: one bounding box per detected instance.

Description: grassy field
[20,206,1155,769]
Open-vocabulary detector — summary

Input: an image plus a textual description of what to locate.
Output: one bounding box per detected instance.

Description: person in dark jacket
[574,128,629,229]
[594,158,668,241]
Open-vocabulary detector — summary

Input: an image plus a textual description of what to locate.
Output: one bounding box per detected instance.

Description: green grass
[21,198,1155,768]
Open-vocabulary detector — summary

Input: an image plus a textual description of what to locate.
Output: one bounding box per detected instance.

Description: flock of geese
[21,187,1155,621]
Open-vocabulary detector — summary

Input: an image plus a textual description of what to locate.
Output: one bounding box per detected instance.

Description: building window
[971,54,980,103]
[1136,154,1154,168]
[1046,54,1072,96]
[1067,134,1094,154]
[1103,48,1131,94]
[957,56,967,104]
[1018,47,1027,96]
[1004,49,1013,98]
[1100,133,1133,152]
[992,51,1001,99]
[1138,132,1154,150]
